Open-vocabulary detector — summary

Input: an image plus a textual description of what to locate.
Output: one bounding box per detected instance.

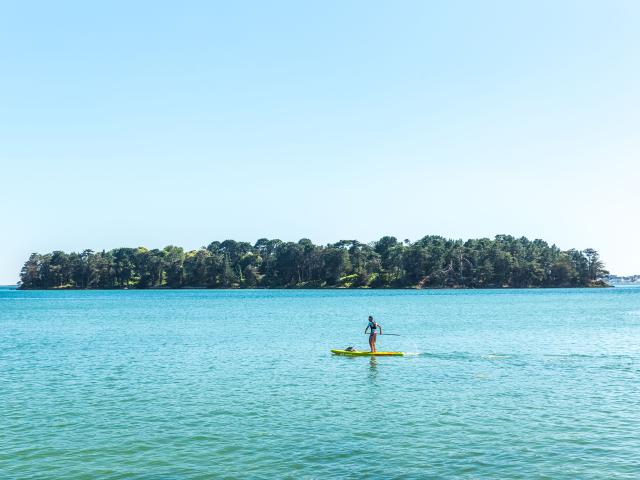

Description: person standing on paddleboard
[365,316,382,352]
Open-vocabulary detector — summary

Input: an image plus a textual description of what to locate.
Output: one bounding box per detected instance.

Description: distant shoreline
[18,282,612,291]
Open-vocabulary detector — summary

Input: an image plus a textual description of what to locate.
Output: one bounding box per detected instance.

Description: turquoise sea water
[2,286,640,479]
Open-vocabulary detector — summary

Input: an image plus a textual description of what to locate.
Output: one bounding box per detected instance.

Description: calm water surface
[2,287,640,479]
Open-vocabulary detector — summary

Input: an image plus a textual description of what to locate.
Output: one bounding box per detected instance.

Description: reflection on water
[368,356,378,378]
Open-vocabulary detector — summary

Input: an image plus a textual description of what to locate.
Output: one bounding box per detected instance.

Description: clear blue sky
[1,1,639,283]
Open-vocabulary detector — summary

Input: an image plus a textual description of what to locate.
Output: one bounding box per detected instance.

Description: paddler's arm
[379,324,383,335]
[364,325,370,334]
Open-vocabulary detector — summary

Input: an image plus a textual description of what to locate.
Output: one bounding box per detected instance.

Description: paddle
[365,333,401,336]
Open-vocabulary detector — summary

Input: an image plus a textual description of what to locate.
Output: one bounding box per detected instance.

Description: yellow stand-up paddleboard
[331,349,404,357]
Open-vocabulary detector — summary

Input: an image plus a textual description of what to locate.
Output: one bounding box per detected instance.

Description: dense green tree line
[19,235,609,289]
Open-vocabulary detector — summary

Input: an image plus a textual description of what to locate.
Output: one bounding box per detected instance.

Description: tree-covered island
[19,235,609,289]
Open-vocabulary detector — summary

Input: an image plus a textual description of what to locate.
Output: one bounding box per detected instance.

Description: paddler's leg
[369,333,374,352]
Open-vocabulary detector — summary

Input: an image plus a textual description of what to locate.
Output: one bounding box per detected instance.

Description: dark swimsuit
[368,321,378,336]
